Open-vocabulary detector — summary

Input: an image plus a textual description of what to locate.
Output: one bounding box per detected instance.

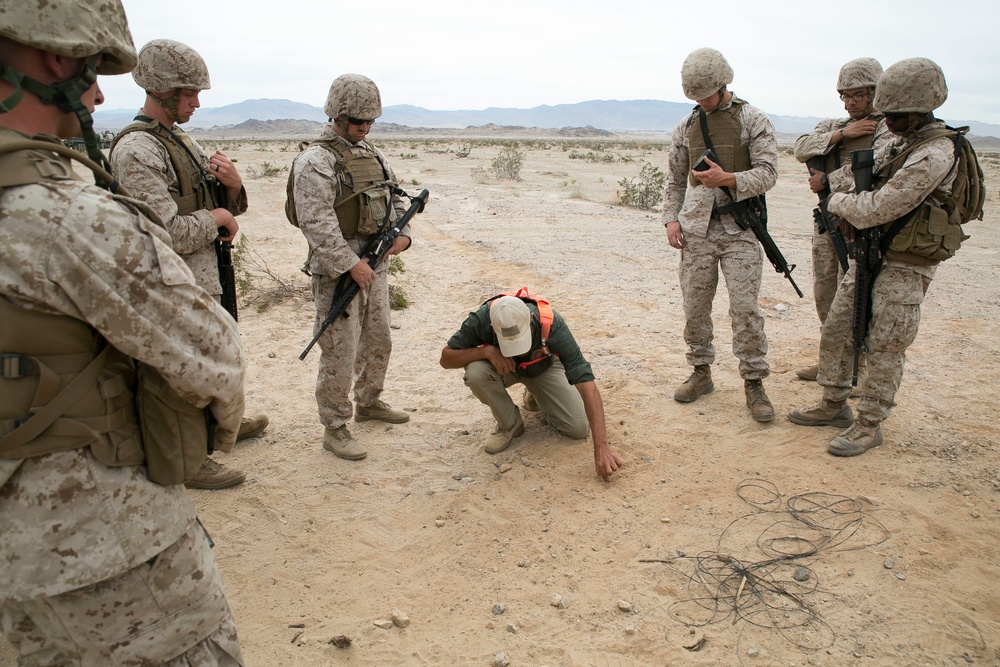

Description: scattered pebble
[267,351,276,358]
[521,458,531,467]
[550,594,570,609]
[747,645,759,657]
[373,619,393,630]
[970,509,980,518]
[363,478,372,486]
[676,549,686,558]
[328,635,351,648]
[883,557,894,569]
[660,517,670,523]
[793,567,810,582]
[499,463,513,474]
[435,519,445,528]
[492,652,510,667]
[506,622,518,634]
[391,609,410,628]
[895,572,907,581]
[459,430,470,436]
[492,603,506,615]
[617,599,633,613]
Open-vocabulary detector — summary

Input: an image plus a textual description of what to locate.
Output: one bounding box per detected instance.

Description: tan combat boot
[744,379,775,422]
[184,457,246,490]
[484,415,525,455]
[828,421,883,457]
[237,413,269,441]
[355,400,410,424]
[522,388,540,412]
[795,364,819,381]
[323,425,367,460]
[674,365,714,403]
[787,400,854,428]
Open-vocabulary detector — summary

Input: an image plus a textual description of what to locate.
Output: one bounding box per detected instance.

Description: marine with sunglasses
[791,58,890,384]
[288,74,412,461]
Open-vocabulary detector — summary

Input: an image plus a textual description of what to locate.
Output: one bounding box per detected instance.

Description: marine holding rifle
[788,58,964,456]
[110,38,269,490]
[288,74,411,461]
[792,58,889,383]
[662,48,779,423]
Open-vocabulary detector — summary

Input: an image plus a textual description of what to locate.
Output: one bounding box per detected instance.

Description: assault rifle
[299,188,429,361]
[850,148,879,386]
[216,230,238,321]
[806,156,851,272]
[695,149,803,298]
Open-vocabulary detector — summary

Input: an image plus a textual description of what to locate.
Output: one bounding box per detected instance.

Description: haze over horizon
[102,0,1000,125]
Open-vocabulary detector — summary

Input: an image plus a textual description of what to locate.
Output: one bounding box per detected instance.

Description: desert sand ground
[3,134,999,667]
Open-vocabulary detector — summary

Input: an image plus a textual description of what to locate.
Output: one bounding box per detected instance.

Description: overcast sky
[99,0,1000,124]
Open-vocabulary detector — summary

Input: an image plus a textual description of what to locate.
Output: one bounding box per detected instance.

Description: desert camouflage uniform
[0,128,245,664]
[794,116,891,320]
[818,121,957,425]
[291,128,409,429]
[110,127,247,295]
[663,97,778,379]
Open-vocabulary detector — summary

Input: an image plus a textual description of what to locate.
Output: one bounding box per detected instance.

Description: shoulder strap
[0,139,127,195]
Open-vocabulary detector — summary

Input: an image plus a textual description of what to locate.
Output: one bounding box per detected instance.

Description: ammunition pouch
[136,364,213,486]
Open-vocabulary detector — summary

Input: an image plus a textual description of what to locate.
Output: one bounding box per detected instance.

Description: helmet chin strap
[147,89,183,124]
[1,55,119,191]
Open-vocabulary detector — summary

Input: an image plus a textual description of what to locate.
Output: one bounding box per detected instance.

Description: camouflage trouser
[0,522,243,666]
[811,224,843,324]
[818,264,931,424]
[312,265,392,430]
[464,359,589,439]
[679,220,769,379]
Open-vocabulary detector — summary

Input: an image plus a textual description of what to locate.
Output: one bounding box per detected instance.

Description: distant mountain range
[92,98,1000,144]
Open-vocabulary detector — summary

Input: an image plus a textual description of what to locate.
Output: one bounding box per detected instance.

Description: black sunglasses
[347,117,375,126]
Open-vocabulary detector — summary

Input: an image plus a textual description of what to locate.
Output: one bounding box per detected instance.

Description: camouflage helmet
[681,48,734,101]
[132,39,211,93]
[0,0,136,74]
[873,58,948,114]
[325,73,382,120]
[837,57,883,92]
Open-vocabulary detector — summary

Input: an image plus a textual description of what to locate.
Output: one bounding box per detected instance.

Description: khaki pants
[463,359,589,439]
[0,522,243,666]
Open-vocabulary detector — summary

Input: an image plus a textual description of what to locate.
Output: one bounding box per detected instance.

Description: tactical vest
[110,118,222,216]
[287,139,391,237]
[687,99,751,187]
[0,297,144,466]
[824,113,884,173]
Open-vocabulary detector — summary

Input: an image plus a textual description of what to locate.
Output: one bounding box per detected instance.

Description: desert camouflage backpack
[881,125,985,263]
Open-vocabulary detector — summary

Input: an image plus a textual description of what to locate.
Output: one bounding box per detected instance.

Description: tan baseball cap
[490,296,532,357]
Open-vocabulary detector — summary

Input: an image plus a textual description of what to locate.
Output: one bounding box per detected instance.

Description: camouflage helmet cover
[837,57,883,92]
[325,73,382,120]
[681,48,734,101]
[873,57,948,114]
[132,39,211,93]
[0,0,136,74]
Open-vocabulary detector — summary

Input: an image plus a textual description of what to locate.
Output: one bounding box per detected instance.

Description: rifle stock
[850,148,878,386]
[299,188,429,361]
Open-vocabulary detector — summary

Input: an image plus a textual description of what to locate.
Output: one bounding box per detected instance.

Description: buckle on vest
[1,353,35,379]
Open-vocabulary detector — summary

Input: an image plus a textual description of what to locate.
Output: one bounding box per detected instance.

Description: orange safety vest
[486,286,554,370]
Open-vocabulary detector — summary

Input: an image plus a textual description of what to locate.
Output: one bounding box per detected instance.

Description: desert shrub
[387,256,405,276]
[491,146,525,180]
[454,144,472,158]
[618,163,666,210]
[388,284,409,310]
[231,234,306,310]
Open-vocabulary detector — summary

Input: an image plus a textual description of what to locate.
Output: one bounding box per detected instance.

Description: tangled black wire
[640,478,890,654]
